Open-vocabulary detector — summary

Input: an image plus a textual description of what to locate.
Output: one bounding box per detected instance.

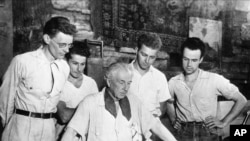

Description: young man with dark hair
[55,41,98,140]
[167,37,247,141]
[0,16,76,141]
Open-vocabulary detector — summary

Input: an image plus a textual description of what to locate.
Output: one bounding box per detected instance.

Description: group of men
[0,16,247,141]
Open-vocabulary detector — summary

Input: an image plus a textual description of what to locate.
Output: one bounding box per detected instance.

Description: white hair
[104,62,132,81]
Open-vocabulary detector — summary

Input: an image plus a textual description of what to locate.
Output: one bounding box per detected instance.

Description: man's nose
[187,60,192,66]
[145,57,150,63]
[77,65,82,72]
[123,83,130,91]
[64,46,70,53]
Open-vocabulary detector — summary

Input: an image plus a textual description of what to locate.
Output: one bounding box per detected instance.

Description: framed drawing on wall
[86,40,103,58]
[0,0,5,7]
[189,17,223,70]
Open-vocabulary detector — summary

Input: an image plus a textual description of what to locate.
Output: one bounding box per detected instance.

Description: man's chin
[185,70,194,75]
[119,93,127,98]
[57,56,65,60]
[141,65,150,71]
[70,73,81,78]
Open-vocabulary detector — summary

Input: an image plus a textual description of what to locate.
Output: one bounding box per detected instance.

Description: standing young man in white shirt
[129,33,172,140]
[0,16,76,141]
[129,33,171,118]
[167,37,247,141]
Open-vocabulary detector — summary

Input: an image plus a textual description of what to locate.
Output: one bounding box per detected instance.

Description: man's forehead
[115,69,132,80]
[183,48,201,57]
[140,45,158,56]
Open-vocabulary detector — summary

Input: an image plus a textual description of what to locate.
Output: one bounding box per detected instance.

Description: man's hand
[204,116,225,136]
[205,116,225,129]
[172,118,182,131]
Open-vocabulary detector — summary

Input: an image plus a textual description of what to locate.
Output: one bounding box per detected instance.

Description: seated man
[61,62,177,141]
[56,41,99,140]
[166,37,247,141]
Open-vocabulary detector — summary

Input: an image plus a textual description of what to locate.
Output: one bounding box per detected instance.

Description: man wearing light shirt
[61,62,177,141]
[167,37,247,141]
[128,33,172,141]
[55,41,98,140]
[129,33,171,118]
[0,16,76,141]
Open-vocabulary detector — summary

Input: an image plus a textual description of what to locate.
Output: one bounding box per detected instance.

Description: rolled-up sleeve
[215,75,240,99]
[157,76,171,102]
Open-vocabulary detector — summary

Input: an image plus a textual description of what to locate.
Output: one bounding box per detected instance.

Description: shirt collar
[33,46,53,64]
[130,60,154,74]
[177,69,209,81]
[103,87,131,120]
[97,88,105,106]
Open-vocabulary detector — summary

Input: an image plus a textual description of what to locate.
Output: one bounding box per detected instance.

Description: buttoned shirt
[67,88,157,141]
[0,47,69,141]
[129,61,171,116]
[168,69,240,122]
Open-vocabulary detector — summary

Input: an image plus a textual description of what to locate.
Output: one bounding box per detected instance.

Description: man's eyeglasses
[51,39,73,49]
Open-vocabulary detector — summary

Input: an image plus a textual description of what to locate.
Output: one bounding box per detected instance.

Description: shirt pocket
[20,77,36,90]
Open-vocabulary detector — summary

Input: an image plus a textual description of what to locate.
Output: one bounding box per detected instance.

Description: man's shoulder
[199,69,223,79]
[150,66,166,77]
[83,74,96,83]
[14,50,37,60]
[11,50,38,66]
[83,91,102,102]
[169,73,183,81]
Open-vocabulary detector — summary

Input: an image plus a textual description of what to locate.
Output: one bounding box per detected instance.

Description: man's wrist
[171,118,178,126]
[221,119,228,128]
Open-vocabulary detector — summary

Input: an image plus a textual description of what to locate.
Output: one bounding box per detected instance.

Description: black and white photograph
[0,0,250,141]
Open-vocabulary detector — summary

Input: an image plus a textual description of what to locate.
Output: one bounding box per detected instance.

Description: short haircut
[105,62,132,81]
[137,33,162,50]
[43,16,76,38]
[65,40,90,60]
[181,37,205,58]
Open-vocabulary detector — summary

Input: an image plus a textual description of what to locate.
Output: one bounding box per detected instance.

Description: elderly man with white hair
[61,62,177,141]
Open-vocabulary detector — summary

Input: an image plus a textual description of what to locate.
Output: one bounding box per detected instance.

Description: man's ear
[135,47,138,56]
[200,57,204,63]
[43,34,51,45]
[106,78,111,87]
